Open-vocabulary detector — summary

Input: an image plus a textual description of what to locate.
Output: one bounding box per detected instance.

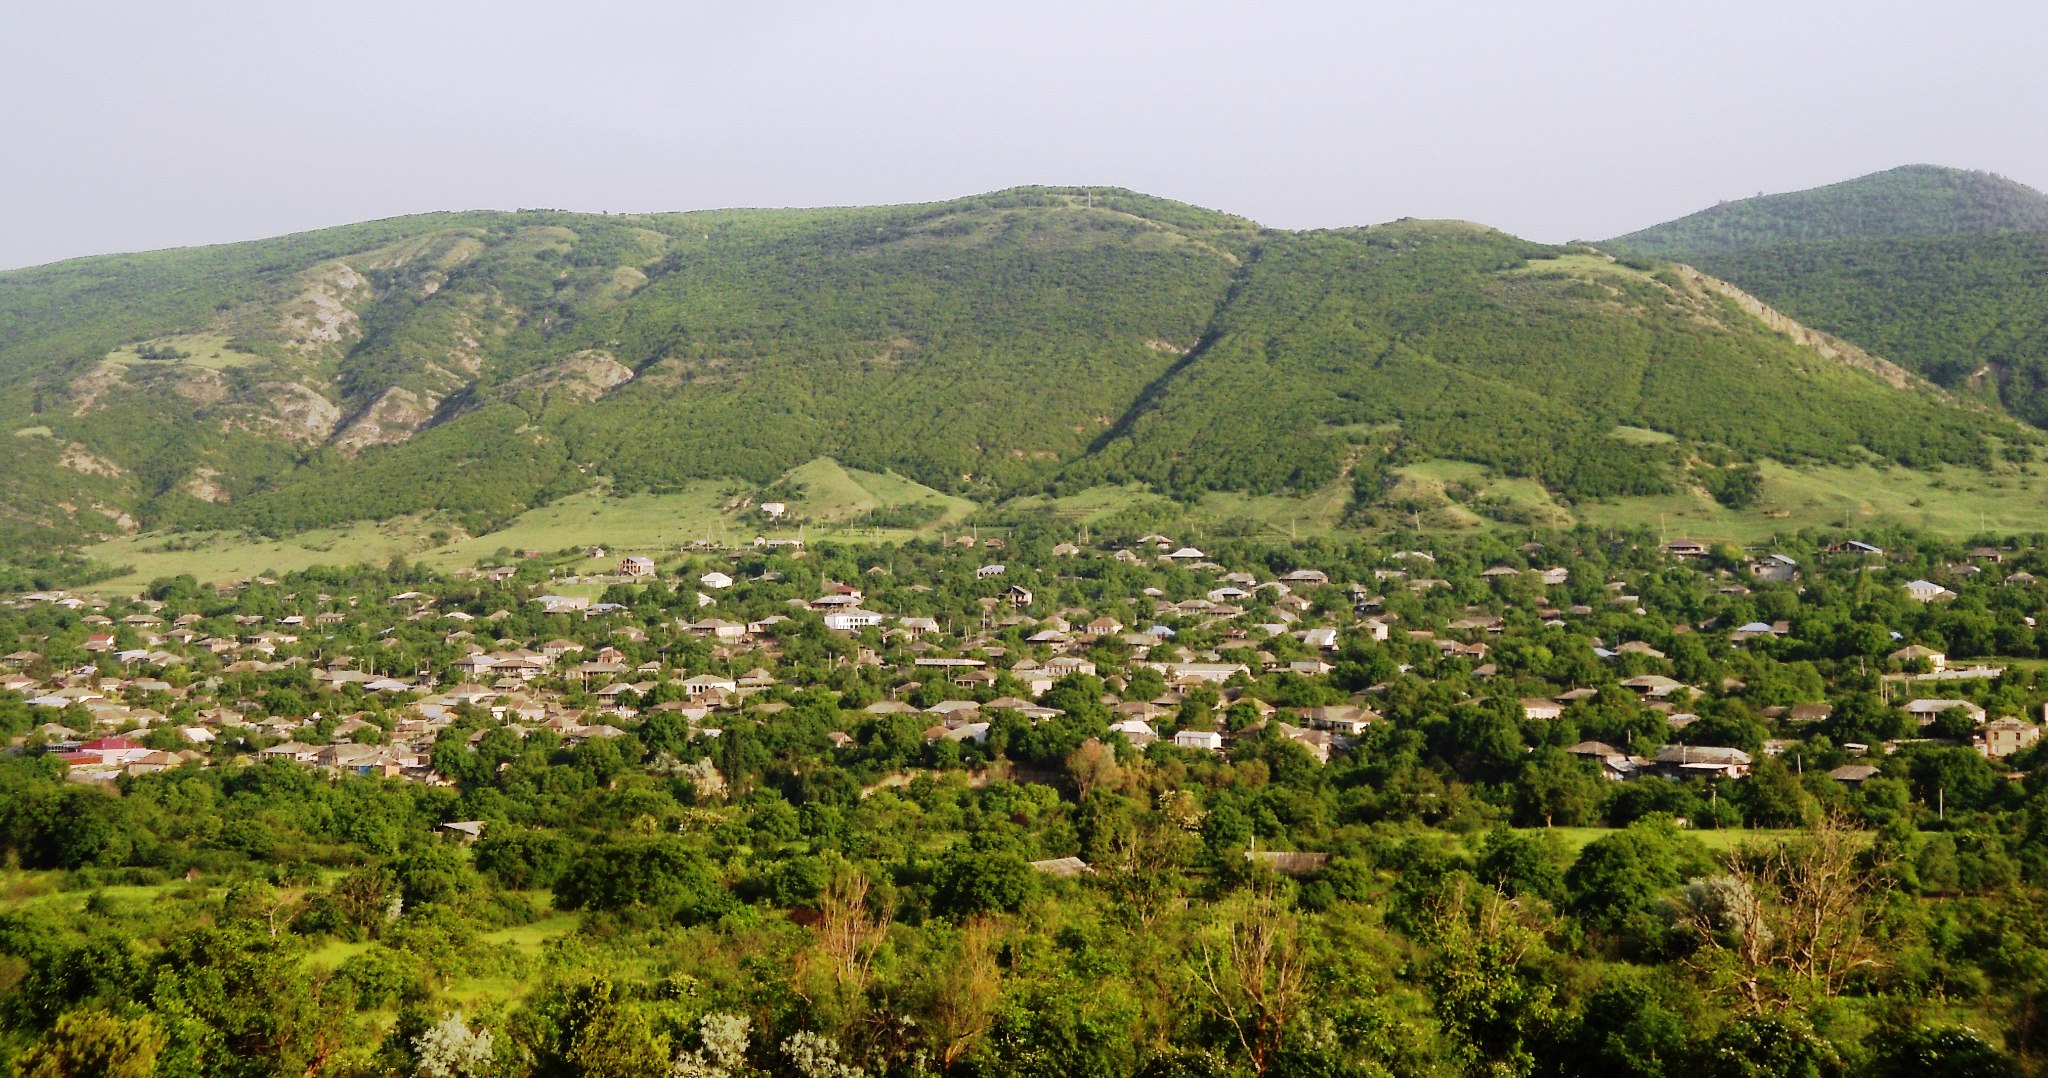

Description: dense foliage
[5,525,2048,1075]
[1068,225,2002,500]
[1699,232,2048,427]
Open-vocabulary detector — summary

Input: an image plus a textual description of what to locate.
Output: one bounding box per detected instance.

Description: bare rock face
[167,366,230,406]
[91,503,139,533]
[524,350,636,402]
[67,363,127,416]
[58,443,124,477]
[239,382,345,444]
[446,350,637,422]
[281,262,369,356]
[332,387,438,456]
[182,467,231,504]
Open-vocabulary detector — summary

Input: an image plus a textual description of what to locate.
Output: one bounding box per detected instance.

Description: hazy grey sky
[5,1,2046,269]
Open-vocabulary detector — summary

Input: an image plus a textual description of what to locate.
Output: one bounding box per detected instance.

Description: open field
[102,331,262,370]
[1004,479,1361,540]
[1581,460,2048,542]
[1609,424,1678,446]
[74,450,2048,591]
[781,456,978,527]
[80,459,976,590]
[999,484,1175,526]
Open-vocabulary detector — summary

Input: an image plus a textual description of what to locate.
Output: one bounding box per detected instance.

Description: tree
[1671,816,1888,1012]
[554,836,730,924]
[1567,820,1712,957]
[512,977,670,1078]
[1865,1024,2020,1078]
[1193,885,1309,1076]
[1695,1013,1840,1078]
[932,836,1036,916]
[1066,738,1121,802]
[1545,974,1693,1078]
[924,918,1003,1069]
[16,1010,164,1078]
[414,1011,494,1078]
[1514,749,1601,827]
[1736,757,1819,828]
[1476,827,1567,903]
[811,867,888,995]
[670,1013,751,1078]
[1416,876,1561,1075]
[7,785,132,869]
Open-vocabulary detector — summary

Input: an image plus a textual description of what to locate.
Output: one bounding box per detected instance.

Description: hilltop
[1610,167,2048,433]
[0,185,2036,572]
[1606,164,2048,258]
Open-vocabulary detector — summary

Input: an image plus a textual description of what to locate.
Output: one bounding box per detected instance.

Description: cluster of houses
[6,530,2045,794]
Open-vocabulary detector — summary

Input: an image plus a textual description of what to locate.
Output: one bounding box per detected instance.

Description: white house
[1109,718,1157,746]
[699,571,733,590]
[1300,627,1339,650]
[681,674,738,698]
[1173,729,1225,751]
[1904,579,1957,603]
[823,609,884,631]
[533,595,591,614]
[1906,698,1985,726]
[1890,644,1946,671]
[760,502,787,519]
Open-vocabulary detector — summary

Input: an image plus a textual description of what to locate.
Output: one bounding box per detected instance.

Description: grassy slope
[81,458,975,589]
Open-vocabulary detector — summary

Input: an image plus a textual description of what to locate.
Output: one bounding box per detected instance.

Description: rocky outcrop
[281,262,368,355]
[241,382,345,444]
[58,444,124,477]
[182,467,231,503]
[332,387,438,456]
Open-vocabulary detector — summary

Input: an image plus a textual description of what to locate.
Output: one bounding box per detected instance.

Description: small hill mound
[1608,165,2048,258]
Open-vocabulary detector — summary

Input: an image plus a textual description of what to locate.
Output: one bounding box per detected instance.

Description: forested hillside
[1607,164,2048,258]
[1068,226,2002,500]
[1611,167,2048,433]
[1697,232,2048,427]
[0,185,2027,554]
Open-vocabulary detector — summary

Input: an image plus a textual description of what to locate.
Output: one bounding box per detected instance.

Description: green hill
[0,187,2031,557]
[1607,164,2048,258]
[1068,226,2005,504]
[1696,232,2048,427]
[1607,165,2048,432]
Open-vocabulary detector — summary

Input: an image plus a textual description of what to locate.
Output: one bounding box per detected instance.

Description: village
[8,526,2047,816]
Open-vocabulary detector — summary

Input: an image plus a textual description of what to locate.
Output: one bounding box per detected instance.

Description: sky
[5,0,2047,270]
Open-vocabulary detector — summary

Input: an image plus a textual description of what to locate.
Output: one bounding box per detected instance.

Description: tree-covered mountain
[1699,232,2048,426]
[1608,166,2048,431]
[1606,164,2048,258]
[1068,225,1999,504]
[0,186,2027,549]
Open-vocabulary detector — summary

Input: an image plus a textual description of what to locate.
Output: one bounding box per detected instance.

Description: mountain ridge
[0,184,2031,554]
